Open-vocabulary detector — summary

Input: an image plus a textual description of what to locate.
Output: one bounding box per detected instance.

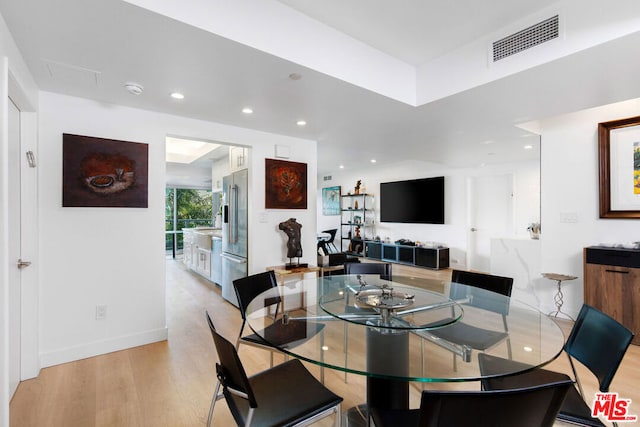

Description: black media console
[364,241,449,270]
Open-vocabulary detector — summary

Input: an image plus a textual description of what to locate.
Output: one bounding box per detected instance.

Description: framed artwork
[265,158,307,209]
[598,115,640,218]
[62,133,148,208]
[322,186,341,215]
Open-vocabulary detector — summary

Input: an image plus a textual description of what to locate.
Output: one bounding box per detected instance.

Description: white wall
[0,11,39,427]
[318,159,540,270]
[539,97,640,317]
[513,161,541,236]
[38,92,317,367]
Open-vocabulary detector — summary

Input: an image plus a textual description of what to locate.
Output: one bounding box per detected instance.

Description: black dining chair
[341,262,392,382]
[414,269,514,371]
[205,312,343,427]
[344,261,392,280]
[321,229,339,253]
[232,271,326,379]
[478,304,634,427]
[371,377,574,427]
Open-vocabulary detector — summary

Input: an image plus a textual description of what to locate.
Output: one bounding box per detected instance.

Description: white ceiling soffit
[123,0,640,107]
[122,0,416,105]
[165,137,220,164]
[417,2,640,105]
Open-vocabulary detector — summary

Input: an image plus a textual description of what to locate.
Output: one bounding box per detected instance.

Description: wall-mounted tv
[380,176,444,224]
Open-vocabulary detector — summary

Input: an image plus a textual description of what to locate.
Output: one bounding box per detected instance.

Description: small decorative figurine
[354,200,359,210]
[355,226,361,239]
[354,180,362,195]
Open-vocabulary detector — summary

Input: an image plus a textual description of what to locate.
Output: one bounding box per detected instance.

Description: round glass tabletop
[318,274,464,330]
[245,274,565,383]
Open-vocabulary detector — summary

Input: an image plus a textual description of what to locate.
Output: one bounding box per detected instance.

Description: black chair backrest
[232,271,280,320]
[321,229,337,243]
[418,378,574,427]
[565,304,634,392]
[344,262,392,280]
[450,270,513,315]
[206,312,258,408]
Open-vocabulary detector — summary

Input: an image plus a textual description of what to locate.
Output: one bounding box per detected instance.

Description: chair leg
[245,407,255,427]
[420,337,425,390]
[320,330,325,384]
[207,381,222,427]
[343,322,349,383]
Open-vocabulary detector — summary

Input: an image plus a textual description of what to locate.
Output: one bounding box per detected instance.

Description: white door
[8,97,21,398]
[466,174,513,272]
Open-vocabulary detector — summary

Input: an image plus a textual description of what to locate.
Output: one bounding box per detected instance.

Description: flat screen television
[380,176,444,224]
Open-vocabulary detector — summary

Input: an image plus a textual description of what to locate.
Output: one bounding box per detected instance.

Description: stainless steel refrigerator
[221,169,248,307]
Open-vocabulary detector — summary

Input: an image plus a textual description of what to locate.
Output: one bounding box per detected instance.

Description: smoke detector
[124,82,144,95]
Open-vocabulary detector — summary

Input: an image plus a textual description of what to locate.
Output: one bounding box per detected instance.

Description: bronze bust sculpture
[279,218,307,268]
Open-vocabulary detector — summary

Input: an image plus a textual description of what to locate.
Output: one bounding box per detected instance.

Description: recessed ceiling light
[289,73,302,81]
[339,165,344,169]
[170,92,185,100]
[124,82,144,95]
[524,144,534,150]
[370,159,377,163]
[296,120,307,126]
[482,140,496,145]
[242,107,253,114]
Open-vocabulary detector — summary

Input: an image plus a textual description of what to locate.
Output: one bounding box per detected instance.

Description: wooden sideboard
[584,246,640,345]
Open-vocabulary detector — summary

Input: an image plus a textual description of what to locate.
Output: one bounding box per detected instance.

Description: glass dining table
[245,273,566,419]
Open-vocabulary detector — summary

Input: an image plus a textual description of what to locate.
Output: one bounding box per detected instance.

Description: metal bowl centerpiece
[354,278,415,325]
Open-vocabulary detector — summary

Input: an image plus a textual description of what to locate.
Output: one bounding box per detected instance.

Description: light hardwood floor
[10,259,640,426]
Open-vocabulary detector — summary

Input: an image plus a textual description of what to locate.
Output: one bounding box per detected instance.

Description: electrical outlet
[96,304,107,320]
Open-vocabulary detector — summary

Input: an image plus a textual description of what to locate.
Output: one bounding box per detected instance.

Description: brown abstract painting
[265,158,307,209]
[63,133,148,207]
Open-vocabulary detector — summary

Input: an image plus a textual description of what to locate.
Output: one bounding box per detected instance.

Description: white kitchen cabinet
[229,146,248,172]
[197,248,211,278]
[182,229,195,268]
[211,237,222,285]
[183,228,222,282]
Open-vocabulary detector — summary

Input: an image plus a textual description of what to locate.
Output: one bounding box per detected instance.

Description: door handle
[605,269,630,274]
[470,228,477,232]
[221,254,246,264]
[17,259,31,269]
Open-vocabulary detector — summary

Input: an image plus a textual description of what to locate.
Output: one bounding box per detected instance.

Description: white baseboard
[39,327,168,368]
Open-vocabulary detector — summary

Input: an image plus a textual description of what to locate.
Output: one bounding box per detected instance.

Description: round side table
[542,273,578,320]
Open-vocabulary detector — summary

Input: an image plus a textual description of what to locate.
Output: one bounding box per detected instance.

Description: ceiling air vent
[492,15,559,62]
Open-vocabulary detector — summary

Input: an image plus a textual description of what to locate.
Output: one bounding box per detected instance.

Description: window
[165,187,213,255]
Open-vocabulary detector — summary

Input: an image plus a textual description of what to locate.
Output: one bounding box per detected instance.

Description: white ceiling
[2,0,640,178]
[276,0,558,65]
